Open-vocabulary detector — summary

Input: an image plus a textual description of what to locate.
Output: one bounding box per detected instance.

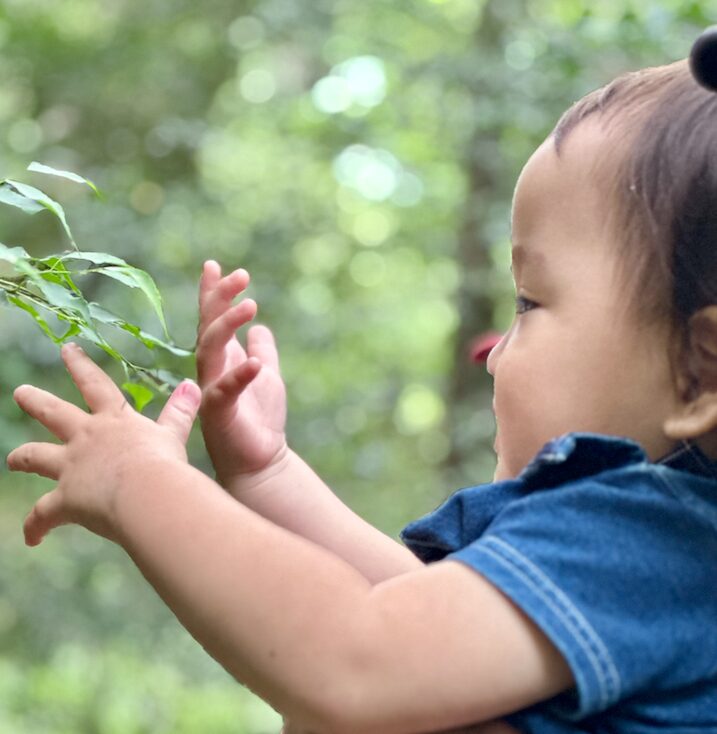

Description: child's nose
[470,331,503,373]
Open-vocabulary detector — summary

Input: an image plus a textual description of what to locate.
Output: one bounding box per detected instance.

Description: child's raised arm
[8,346,572,733]
[196,261,420,582]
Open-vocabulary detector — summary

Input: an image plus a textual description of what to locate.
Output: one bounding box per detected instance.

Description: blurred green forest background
[0,0,713,731]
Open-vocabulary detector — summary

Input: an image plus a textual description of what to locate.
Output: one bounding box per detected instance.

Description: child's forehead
[507,120,634,287]
[509,243,548,278]
[511,121,627,237]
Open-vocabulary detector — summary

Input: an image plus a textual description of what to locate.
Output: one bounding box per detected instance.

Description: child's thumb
[157,380,202,443]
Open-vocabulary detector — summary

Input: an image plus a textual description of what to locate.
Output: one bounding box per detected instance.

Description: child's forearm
[113,458,379,731]
[224,449,422,583]
[112,462,555,734]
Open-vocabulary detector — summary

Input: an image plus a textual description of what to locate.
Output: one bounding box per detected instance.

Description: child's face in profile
[487,121,683,481]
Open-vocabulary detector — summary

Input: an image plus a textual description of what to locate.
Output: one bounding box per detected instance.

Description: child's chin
[493,451,522,482]
[493,455,507,482]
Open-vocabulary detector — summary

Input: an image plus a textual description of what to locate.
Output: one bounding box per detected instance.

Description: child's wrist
[111,454,202,546]
[220,443,293,498]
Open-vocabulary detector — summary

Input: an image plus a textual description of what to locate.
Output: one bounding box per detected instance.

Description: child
[9,49,717,733]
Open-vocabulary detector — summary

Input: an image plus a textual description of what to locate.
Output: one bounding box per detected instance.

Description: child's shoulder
[403,432,717,563]
[403,433,717,727]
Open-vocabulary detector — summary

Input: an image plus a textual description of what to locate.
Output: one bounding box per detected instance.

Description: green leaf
[27,162,103,199]
[122,382,155,412]
[0,243,31,264]
[6,295,62,342]
[76,322,123,361]
[14,260,43,280]
[4,180,78,250]
[109,268,166,335]
[134,366,182,390]
[58,322,82,341]
[127,328,193,357]
[33,256,82,294]
[90,266,144,289]
[60,251,127,267]
[59,253,170,336]
[0,183,45,214]
[87,303,192,356]
[86,302,125,326]
[60,250,127,265]
[97,267,168,336]
[34,279,92,323]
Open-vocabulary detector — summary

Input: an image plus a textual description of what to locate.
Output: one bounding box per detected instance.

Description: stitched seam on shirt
[474,543,609,712]
[482,536,622,709]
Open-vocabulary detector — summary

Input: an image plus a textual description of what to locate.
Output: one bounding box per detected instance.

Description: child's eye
[515,295,539,314]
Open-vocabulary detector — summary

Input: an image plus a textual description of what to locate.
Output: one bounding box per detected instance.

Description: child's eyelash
[515,295,538,314]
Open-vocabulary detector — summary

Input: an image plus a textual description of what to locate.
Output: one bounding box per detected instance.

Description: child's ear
[664,306,717,439]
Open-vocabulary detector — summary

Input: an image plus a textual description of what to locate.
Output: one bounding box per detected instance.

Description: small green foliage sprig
[0,163,192,411]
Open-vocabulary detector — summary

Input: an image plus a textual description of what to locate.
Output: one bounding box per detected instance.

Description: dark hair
[550,60,717,343]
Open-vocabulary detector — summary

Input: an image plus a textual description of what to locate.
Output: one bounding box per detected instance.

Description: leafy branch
[0,163,192,411]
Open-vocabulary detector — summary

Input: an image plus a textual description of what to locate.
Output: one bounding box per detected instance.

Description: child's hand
[7,343,201,546]
[197,261,288,491]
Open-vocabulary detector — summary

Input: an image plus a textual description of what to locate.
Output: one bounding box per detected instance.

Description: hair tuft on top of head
[690,26,717,92]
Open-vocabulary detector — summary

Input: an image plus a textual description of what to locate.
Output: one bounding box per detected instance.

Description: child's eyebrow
[511,244,545,275]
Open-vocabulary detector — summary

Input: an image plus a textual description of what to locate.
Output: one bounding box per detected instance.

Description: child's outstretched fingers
[9,438,71,546]
[198,260,224,327]
[196,298,257,385]
[199,261,251,334]
[198,259,222,313]
[156,381,202,444]
[7,442,64,480]
[247,325,281,373]
[10,351,201,549]
[23,489,66,547]
[61,343,126,412]
[13,384,85,440]
[202,357,262,409]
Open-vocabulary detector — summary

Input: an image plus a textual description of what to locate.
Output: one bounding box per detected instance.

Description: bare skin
[9,345,569,732]
[282,721,520,733]
[195,263,534,734]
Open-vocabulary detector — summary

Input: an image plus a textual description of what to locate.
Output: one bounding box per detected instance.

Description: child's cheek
[492,385,530,480]
[492,346,554,479]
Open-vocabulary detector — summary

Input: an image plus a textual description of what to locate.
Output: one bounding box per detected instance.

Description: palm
[200,333,287,483]
[211,340,286,470]
[197,263,291,486]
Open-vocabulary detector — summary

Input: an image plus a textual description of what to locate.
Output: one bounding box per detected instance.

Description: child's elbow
[284,662,396,734]
[281,609,421,733]
[291,684,375,734]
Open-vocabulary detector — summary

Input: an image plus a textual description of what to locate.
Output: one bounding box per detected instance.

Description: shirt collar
[519,433,647,489]
[657,440,717,481]
[519,432,717,489]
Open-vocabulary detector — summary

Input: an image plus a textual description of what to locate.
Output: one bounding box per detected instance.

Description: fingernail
[176,380,198,398]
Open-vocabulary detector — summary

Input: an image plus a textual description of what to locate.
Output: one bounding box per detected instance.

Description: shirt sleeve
[438,469,717,720]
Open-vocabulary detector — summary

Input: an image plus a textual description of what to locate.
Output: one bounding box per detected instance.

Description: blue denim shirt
[401,433,717,733]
